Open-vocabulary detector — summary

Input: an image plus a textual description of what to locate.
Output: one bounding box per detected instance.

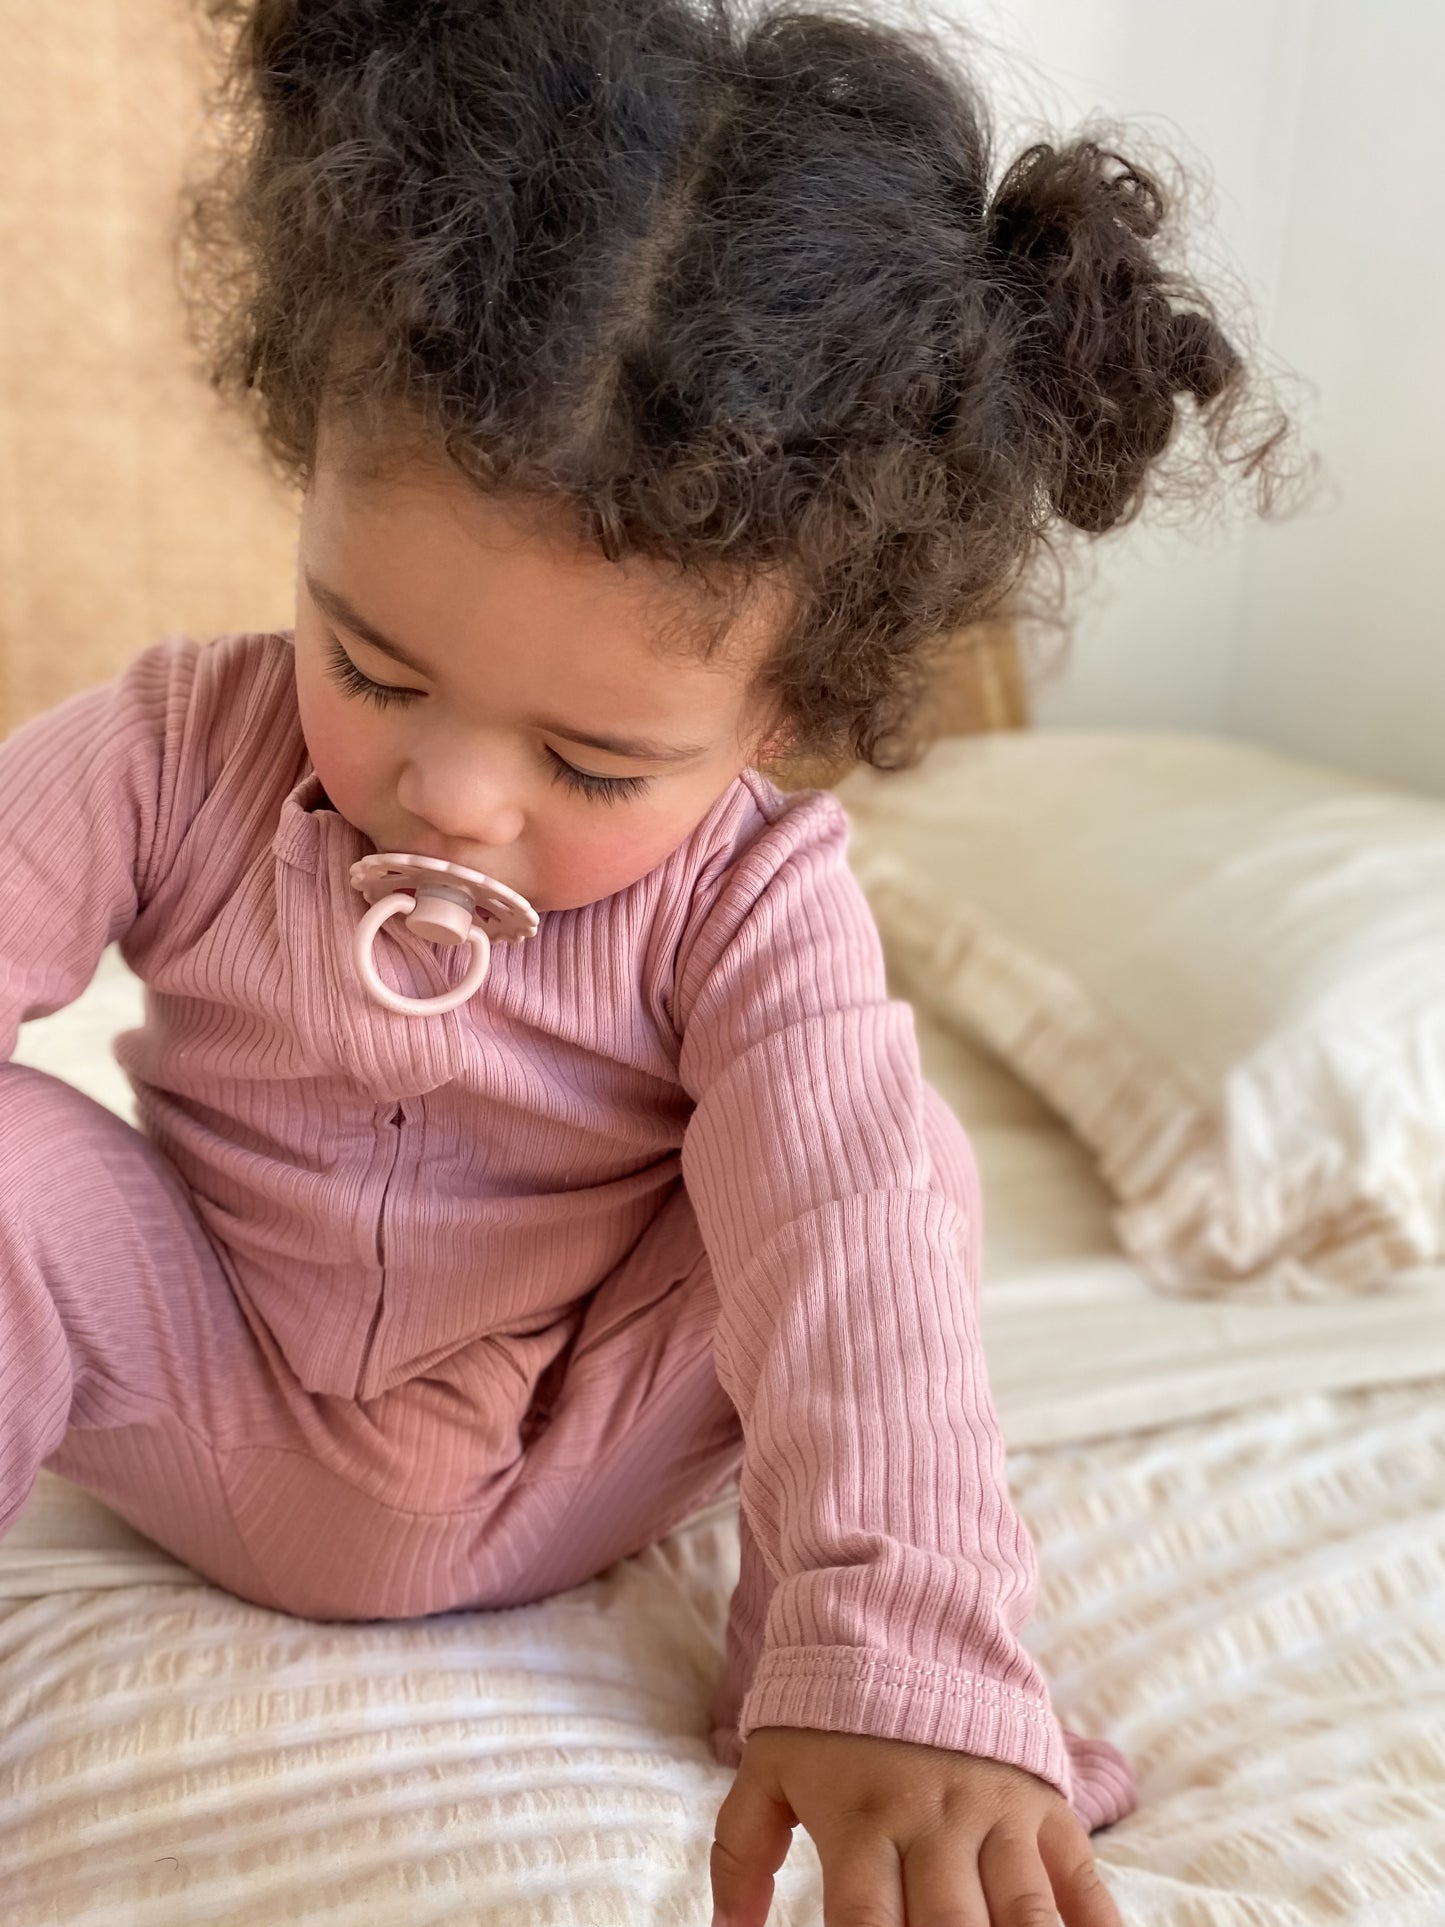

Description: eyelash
[320,633,652,804]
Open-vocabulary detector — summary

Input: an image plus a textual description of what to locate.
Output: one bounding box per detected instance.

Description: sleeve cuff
[736,1643,1071,1804]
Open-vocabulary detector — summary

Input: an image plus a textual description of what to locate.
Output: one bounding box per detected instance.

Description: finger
[814,1830,904,1927]
[1037,1805,1125,1927]
[898,1820,991,1927]
[978,1824,1062,1927]
[709,1760,796,1927]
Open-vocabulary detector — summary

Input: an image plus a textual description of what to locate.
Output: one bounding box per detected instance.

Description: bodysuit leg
[0,1062,300,1608]
[203,1171,748,1620]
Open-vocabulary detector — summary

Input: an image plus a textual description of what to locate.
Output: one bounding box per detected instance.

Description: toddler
[0,0,1292,1921]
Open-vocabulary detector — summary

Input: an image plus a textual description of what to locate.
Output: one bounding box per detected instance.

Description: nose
[396,746,525,853]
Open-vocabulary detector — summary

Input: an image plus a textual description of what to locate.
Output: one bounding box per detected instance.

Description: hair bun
[986,138,1243,532]
[1165,307,1240,405]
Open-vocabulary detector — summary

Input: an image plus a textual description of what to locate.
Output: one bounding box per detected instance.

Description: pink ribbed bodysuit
[0,628,1135,1831]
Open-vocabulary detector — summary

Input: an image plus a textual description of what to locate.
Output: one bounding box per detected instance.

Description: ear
[754,717,798,764]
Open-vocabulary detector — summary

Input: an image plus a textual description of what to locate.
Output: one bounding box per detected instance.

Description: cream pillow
[837,731,1445,1302]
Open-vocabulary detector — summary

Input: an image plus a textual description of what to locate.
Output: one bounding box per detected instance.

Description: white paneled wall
[936,0,1445,794]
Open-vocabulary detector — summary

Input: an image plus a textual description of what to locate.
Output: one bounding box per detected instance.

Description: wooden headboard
[0,0,1029,757]
[0,1,310,739]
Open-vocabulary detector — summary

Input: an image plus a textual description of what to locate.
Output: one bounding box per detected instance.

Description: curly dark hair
[177,0,1303,773]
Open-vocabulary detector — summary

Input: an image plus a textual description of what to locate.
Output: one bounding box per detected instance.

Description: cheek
[533,818,660,900]
[532,792,717,908]
[294,655,384,813]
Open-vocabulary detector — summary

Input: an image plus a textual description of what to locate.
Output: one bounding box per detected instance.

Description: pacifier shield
[349,853,539,943]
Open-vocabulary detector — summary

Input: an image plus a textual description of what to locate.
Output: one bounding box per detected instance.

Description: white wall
[934,0,1445,796]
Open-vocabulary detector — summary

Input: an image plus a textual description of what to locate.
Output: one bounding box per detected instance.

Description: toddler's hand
[709,1725,1123,1927]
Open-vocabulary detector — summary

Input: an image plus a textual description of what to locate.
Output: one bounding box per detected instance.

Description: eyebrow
[304,569,712,764]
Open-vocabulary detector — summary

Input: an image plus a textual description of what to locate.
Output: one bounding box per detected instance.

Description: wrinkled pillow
[837,731,1445,1302]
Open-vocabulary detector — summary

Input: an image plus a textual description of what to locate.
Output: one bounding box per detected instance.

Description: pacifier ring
[354,891,494,1016]
[348,852,540,1017]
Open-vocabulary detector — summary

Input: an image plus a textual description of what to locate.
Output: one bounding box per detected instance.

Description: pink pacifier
[349,853,539,1016]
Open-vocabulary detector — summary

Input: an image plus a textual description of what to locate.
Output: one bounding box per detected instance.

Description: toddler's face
[292,424,790,913]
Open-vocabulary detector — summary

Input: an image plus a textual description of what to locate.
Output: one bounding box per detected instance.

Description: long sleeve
[0,637,199,1064]
[675,784,1074,1801]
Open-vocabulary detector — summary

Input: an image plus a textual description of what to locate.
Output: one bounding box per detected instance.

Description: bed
[5,3,1444,1914]
[4,860,1444,1922]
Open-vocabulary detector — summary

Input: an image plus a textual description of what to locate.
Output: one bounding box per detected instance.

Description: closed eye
[322,633,423,710]
[542,747,651,803]
[321,632,653,803]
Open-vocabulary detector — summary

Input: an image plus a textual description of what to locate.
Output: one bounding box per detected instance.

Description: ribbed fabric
[0,629,1136,1829]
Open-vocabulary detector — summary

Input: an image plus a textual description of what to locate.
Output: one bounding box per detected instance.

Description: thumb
[709,1747,797,1927]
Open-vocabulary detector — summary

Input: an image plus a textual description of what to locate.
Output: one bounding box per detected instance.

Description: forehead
[306,426,786,679]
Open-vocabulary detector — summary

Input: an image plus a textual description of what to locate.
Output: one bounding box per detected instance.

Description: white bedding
[3,947,1443,1923]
